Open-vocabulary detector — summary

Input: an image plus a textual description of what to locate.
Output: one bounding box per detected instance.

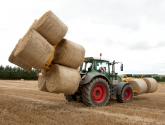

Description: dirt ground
[0,80,164,125]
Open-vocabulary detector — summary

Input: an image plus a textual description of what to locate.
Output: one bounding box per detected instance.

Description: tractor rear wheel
[117,84,133,103]
[82,78,110,106]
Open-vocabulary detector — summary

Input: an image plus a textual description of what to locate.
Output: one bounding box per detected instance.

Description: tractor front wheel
[117,84,133,103]
[82,78,110,106]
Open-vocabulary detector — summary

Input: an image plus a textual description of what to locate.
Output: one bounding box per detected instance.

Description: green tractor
[65,57,133,106]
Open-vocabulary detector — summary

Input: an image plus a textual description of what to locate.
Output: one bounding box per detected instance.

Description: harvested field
[0,80,165,125]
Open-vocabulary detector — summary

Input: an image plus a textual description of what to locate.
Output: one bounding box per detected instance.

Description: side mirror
[120,64,123,71]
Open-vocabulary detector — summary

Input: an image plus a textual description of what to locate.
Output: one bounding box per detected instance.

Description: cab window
[95,62,109,73]
[81,62,93,72]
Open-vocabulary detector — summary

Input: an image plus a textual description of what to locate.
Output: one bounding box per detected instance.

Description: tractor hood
[79,71,109,85]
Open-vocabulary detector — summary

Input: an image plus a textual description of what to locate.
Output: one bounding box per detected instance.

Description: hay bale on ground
[14,30,55,69]
[34,11,68,46]
[38,70,48,92]
[127,78,148,95]
[53,39,85,69]
[8,39,32,71]
[46,64,81,95]
[143,78,158,93]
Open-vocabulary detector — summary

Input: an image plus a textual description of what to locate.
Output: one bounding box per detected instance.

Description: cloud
[0,0,165,74]
[155,41,165,48]
[128,40,165,50]
[128,41,151,50]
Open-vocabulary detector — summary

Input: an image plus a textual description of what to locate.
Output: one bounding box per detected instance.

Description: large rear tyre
[117,84,133,103]
[82,78,110,106]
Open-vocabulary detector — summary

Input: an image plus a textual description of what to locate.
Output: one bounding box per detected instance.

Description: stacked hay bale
[9,39,32,71]
[14,30,55,69]
[9,11,85,95]
[125,77,158,95]
[143,78,158,93]
[126,78,148,95]
[45,64,81,95]
[53,39,85,69]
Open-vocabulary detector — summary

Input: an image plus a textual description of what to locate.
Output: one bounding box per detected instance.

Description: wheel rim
[92,84,107,103]
[123,87,132,101]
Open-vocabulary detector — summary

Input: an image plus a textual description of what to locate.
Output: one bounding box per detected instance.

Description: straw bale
[14,30,54,69]
[53,39,85,69]
[46,64,81,95]
[127,78,148,95]
[143,78,158,93]
[34,11,68,45]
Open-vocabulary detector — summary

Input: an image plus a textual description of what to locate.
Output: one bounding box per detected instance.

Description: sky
[0,0,165,74]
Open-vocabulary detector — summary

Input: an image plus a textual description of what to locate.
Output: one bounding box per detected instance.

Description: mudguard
[80,72,109,85]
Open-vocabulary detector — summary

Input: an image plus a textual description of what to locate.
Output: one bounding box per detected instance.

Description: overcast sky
[0,0,165,74]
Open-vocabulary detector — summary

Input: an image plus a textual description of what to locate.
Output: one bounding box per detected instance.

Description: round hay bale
[53,39,85,69]
[14,30,55,69]
[127,78,148,95]
[46,64,81,95]
[38,71,48,92]
[143,78,158,93]
[8,39,32,71]
[34,11,68,46]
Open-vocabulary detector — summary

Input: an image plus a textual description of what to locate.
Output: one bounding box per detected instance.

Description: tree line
[0,65,165,82]
[124,74,165,82]
[0,65,38,80]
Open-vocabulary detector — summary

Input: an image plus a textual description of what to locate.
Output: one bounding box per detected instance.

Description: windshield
[81,62,93,72]
[95,61,109,73]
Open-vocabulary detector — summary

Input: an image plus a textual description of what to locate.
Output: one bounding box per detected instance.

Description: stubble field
[0,80,165,125]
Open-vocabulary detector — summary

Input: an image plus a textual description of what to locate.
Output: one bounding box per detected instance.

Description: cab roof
[84,57,110,62]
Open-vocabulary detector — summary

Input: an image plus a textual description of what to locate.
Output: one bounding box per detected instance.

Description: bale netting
[127,79,148,95]
[38,70,48,92]
[8,39,32,71]
[53,39,85,69]
[143,78,158,93]
[34,11,68,46]
[14,30,55,69]
[46,64,81,95]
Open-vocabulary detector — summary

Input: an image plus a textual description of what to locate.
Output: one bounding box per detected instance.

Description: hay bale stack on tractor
[9,10,158,107]
[9,10,84,95]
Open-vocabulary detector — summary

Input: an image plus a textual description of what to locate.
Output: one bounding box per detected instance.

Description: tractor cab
[80,57,123,83]
[80,57,111,73]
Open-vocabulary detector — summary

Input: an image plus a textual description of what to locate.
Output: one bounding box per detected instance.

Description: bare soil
[0,80,165,125]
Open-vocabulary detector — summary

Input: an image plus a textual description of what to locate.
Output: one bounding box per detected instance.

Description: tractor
[65,57,133,106]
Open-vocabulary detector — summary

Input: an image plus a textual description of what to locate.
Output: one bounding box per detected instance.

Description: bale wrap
[34,11,68,46]
[53,39,85,69]
[127,78,148,95]
[143,78,158,93]
[46,64,81,95]
[14,30,55,69]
